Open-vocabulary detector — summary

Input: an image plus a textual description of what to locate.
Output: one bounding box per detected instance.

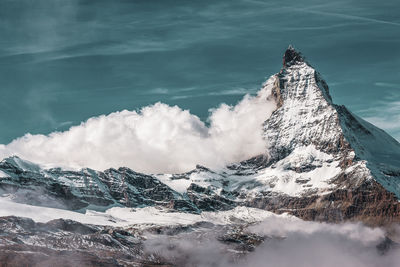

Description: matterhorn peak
[264,49,343,161]
[282,45,305,67]
[264,46,400,203]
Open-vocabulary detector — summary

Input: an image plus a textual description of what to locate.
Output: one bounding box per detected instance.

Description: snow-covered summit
[263,48,340,161]
[260,46,400,201]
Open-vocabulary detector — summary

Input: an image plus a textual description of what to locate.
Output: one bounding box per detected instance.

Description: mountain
[0,46,400,266]
[1,46,399,226]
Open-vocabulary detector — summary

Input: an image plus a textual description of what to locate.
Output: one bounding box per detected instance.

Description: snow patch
[0,197,279,228]
[0,170,8,178]
[236,145,342,197]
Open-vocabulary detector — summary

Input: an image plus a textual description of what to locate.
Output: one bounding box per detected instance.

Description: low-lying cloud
[144,215,400,267]
[245,217,398,267]
[0,82,276,174]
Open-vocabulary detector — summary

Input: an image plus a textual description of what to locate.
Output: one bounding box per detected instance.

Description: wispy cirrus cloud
[208,87,258,96]
[374,82,400,89]
[360,97,400,141]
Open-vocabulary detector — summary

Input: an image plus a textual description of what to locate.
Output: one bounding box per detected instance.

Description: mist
[144,215,400,267]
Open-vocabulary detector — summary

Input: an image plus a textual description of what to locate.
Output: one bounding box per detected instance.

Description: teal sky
[0,0,399,143]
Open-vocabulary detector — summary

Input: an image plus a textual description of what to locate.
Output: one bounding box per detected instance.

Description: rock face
[0,46,400,228]
[264,49,341,159]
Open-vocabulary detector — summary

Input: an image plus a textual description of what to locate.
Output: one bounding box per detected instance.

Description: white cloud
[208,87,258,96]
[144,215,400,267]
[374,82,400,89]
[244,217,399,267]
[147,88,170,95]
[361,100,400,141]
[0,82,276,174]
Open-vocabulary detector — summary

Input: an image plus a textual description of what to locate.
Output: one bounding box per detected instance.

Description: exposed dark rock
[283,45,304,67]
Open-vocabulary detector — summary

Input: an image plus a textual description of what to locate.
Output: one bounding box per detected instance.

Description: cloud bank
[0,82,276,174]
[245,217,396,267]
[144,215,400,267]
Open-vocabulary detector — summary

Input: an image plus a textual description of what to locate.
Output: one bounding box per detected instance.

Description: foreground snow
[0,197,281,228]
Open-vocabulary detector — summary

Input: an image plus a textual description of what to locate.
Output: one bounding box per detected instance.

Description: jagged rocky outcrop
[0,156,199,213]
